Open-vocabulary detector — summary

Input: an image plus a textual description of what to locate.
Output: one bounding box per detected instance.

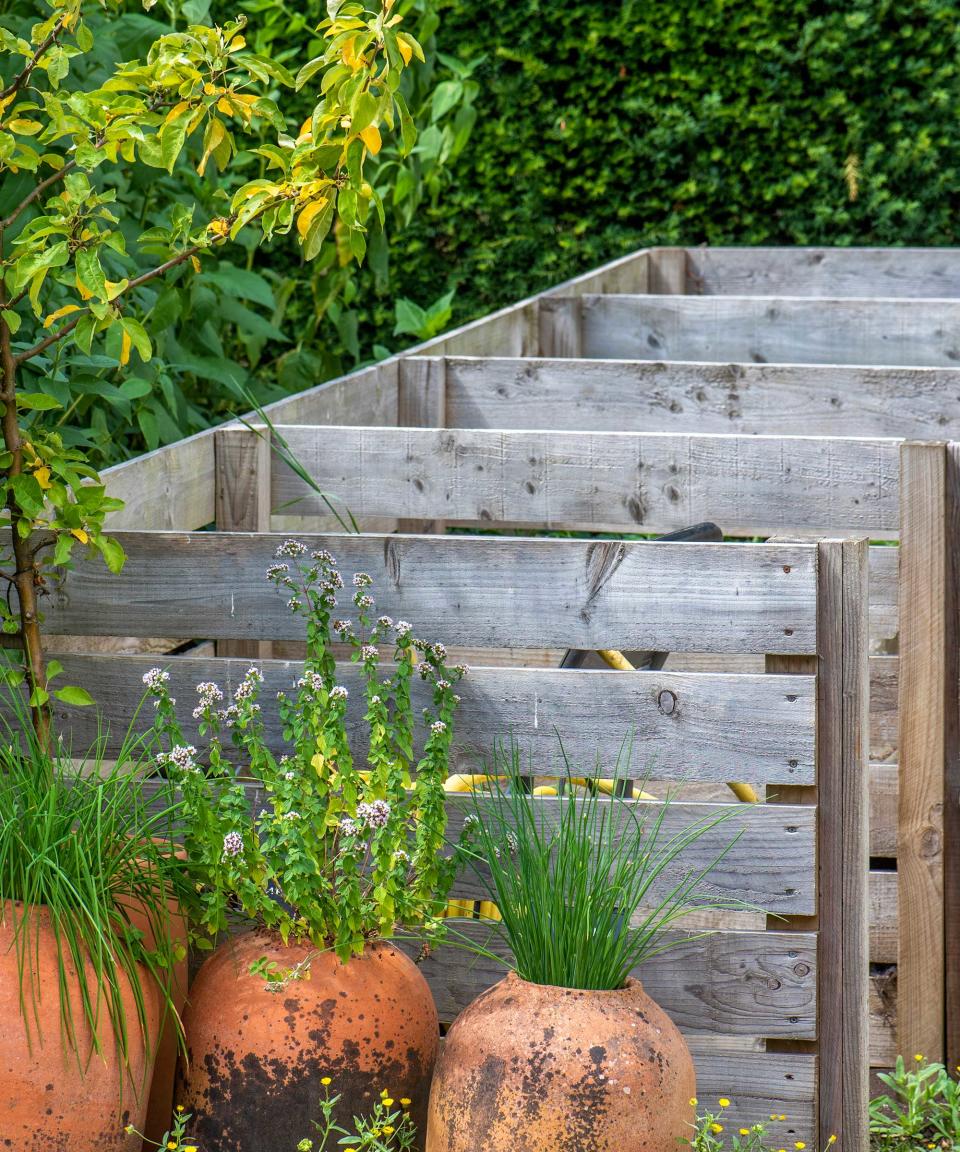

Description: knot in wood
[657,689,677,716]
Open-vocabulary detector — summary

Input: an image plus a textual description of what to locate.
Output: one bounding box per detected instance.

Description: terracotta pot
[427,971,695,1152]
[0,901,160,1151]
[177,931,439,1151]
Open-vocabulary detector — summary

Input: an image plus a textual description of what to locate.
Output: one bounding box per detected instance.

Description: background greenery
[6,0,960,466]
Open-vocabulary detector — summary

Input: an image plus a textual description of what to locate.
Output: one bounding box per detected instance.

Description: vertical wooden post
[398,357,447,534]
[944,444,960,1067]
[648,248,688,294]
[816,537,869,1152]
[898,441,948,1063]
[537,297,583,357]
[215,425,272,659]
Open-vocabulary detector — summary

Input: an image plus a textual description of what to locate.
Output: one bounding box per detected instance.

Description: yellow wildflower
[177,1105,185,1113]
[321,1077,332,1086]
[690,1098,698,1107]
[718,1098,730,1108]
[795,1143,806,1150]
[779,1115,787,1122]
[915,1053,924,1062]
[400,1098,411,1107]
[167,1144,178,1150]
[711,1124,723,1135]
[383,1098,394,1107]
[828,1138,837,1146]
[740,1129,751,1136]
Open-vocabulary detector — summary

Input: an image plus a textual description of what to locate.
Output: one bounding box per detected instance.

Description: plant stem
[0,288,48,746]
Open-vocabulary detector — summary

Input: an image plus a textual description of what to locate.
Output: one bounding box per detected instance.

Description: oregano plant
[0,0,423,742]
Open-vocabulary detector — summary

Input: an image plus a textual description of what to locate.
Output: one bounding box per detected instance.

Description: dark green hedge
[381,0,960,327]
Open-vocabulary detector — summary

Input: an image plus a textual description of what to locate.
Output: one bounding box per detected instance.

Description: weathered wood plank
[397,358,447,535]
[870,970,898,1067]
[684,247,960,299]
[686,1045,815,1145]
[214,427,273,661]
[43,534,820,655]
[271,426,901,537]
[815,538,870,1152]
[649,248,688,295]
[419,925,817,1038]
[946,443,960,1069]
[101,362,399,532]
[538,298,583,357]
[898,443,947,1062]
[49,655,816,785]
[870,870,897,965]
[578,294,960,368]
[870,764,898,859]
[437,356,960,441]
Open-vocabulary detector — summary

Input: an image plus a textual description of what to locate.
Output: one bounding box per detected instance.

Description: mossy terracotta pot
[427,971,695,1152]
[0,901,159,1151]
[176,930,439,1152]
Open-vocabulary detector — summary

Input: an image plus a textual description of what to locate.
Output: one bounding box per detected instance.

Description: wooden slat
[50,655,816,785]
[270,426,901,537]
[684,247,960,298]
[214,427,273,661]
[870,970,898,1067]
[419,925,816,1038]
[870,764,898,858]
[869,546,898,645]
[397,357,447,534]
[577,294,960,368]
[687,1045,815,1145]
[870,871,897,965]
[870,657,899,762]
[815,538,870,1152]
[538,298,583,357]
[438,356,960,441]
[946,443,960,1068]
[649,248,688,295]
[43,533,820,655]
[897,442,947,1062]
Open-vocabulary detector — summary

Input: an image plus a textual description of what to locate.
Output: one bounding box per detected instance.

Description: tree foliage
[0,0,425,734]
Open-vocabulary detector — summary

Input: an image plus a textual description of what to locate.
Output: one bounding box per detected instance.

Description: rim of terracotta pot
[502,969,644,996]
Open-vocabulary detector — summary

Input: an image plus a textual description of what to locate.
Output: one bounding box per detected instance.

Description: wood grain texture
[270,425,901,537]
[649,248,688,294]
[870,764,898,859]
[815,538,870,1152]
[397,357,447,534]
[870,870,897,964]
[48,655,816,784]
[214,427,273,660]
[538,297,583,357]
[437,355,960,441]
[946,443,960,1068]
[43,533,820,655]
[684,247,960,298]
[101,362,398,531]
[897,443,947,1062]
[578,294,960,368]
[418,924,817,1037]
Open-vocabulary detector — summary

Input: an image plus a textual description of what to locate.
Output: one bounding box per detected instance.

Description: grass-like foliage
[0,684,185,1078]
[455,738,752,991]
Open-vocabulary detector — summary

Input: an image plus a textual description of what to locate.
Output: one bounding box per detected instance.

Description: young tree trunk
[0,294,49,747]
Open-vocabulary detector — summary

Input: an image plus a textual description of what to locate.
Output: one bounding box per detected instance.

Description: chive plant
[0,682,185,1080]
[455,738,756,991]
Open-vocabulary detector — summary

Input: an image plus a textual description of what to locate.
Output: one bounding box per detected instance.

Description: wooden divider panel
[681,247,960,299]
[573,294,960,368]
[431,356,960,440]
[270,425,900,538]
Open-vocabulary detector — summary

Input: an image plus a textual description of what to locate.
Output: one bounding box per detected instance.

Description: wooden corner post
[944,443,960,1069]
[214,425,272,658]
[816,537,869,1152]
[898,441,949,1063]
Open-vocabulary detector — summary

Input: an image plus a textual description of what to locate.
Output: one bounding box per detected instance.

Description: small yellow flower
[740,1129,751,1136]
[711,1124,724,1135]
[770,1115,778,1121]
[718,1098,730,1108]
[124,1127,135,1136]
[795,1143,806,1150]
[779,1115,787,1122]
[380,1089,390,1098]
[177,1105,185,1113]
[690,1098,698,1108]
[383,1098,394,1107]
[184,1147,198,1152]
[828,1138,837,1146]
[383,1127,394,1136]
[167,1144,178,1150]
[915,1053,924,1062]
[321,1077,332,1086]
[400,1098,411,1107]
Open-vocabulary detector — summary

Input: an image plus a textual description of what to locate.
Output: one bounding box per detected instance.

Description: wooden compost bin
[44,245,960,1129]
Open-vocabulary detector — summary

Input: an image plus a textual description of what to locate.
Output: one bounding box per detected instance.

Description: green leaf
[431,80,463,122]
[28,686,49,708]
[16,392,62,411]
[393,297,427,337]
[46,659,64,681]
[121,317,152,362]
[53,685,95,707]
[75,247,106,301]
[95,535,126,574]
[1,309,20,334]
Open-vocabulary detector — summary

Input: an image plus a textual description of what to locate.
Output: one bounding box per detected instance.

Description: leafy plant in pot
[0,683,188,1152]
[427,740,753,1152]
[143,541,467,1152]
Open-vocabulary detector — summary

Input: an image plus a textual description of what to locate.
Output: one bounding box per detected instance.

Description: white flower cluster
[157,744,198,773]
[333,619,353,637]
[193,681,224,719]
[329,685,348,702]
[312,549,336,564]
[275,540,307,558]
[142,667,169,690]
[360,645,378,662]
[357,799,391,829]
[297,671,325,694]
[222,831,244,858]
[352,572,372,588]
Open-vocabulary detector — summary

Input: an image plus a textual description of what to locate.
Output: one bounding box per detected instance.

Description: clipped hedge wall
[384,0,960,325]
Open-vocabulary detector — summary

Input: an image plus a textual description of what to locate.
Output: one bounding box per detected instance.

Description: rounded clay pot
[177,931,439,1152]
[0,902,160,1151]
[427,971,695,1152]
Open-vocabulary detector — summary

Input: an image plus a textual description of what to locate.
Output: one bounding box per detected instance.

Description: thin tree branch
[1,159,78,233]
[0,15,69,102]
